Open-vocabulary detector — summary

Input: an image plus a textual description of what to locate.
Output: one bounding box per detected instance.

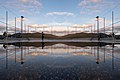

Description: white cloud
[46,12,74,16]
[47,22,74,27]
[79,0,102,6]
[2,0,42,15]
[91,0,102,3]
[27,24,48,28]
[73,24,92,28]
[78,0,116,15]
[20,0,28,3]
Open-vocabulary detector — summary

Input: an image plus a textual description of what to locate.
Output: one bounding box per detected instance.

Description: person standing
[42,32,44,42]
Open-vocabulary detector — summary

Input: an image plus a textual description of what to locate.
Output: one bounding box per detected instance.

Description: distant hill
[9,32,60,39]
[0,32,119,39]
[9,42,107,47]
[61,33,109,39]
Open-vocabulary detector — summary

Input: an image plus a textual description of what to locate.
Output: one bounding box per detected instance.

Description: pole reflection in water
[94,46,96,57]
[28,46,29,55]
[96,43,100,64]
[51,43,53,55]
[112,43,115,70]
[15,45,16,63]
[5,45,8,69]
[3,44,8,69]
[104,46,106,63]
[20,43,24,64]
[24,47,27,57]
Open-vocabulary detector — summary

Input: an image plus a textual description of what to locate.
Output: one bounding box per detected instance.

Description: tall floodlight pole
[103,17,106,34]
[21,16,24,34]
[112,11,114,41]
[91,25,92,33]
[15,17,16,34]
[21,16,24,39]
[26,24,27,33]
[96,16,99,41]
[6,11,8,43]
[14,17,17,39]
[24,23,26,33]
[94,24,95,33]
[51,26,53,34]
[27,25,29,33]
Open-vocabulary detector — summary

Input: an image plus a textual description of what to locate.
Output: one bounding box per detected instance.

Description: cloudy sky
[0,0,120,33]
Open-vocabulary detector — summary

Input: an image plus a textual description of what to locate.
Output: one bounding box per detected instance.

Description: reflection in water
[0,42,120,80]
[104,46,105,63]
[5,45,8,69]
[20,45,24,64]
[15,46,16,63]
[112,43,114,70]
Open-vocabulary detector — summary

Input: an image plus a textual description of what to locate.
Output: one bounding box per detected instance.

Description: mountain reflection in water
[0,42,120,80]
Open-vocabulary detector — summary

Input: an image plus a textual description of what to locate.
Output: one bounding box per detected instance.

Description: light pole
[67,26,69,34]
[15,17,16,35]
[96,16,100,41]
[103,17,106,34]
[27,25,29,33]
[24,23,26,33]
[6,11,8,43]
[21,16,24,34]
[94,24,95,33]
[112,11,114,41]
[91,25,92,33]
[21,16,24,39]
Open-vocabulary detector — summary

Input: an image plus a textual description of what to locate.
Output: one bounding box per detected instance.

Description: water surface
[0,42,120,80]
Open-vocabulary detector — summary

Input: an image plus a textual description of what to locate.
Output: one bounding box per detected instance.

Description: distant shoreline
[0,38,120,44]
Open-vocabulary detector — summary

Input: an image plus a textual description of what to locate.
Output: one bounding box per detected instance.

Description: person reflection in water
[42,42,44,49]
[21,61,24,64]
[3,44,7,49]
[96,59,99,64]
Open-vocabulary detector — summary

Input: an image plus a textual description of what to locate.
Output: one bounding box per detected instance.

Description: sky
[0,0,120,34]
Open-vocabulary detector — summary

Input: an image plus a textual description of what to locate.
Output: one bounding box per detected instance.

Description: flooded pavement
[0,42,120,80]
